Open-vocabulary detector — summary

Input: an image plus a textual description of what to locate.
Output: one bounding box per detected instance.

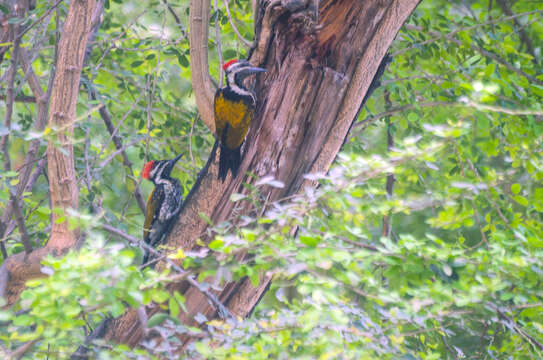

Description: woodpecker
[214,59,265,182]
[141,154,183,265]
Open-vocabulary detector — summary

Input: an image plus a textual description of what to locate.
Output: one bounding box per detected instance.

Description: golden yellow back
[214,91,254,149]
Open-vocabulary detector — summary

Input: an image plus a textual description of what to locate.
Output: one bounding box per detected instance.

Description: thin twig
[214,0,224,86]
[381,90,395,240]
[17,0,63,40]
[162,0,188,39]
[223,0,252,47]
[99,223,234,320]
[490,302,543,352]
[1,16,32,254]
[98,137,141,169]
[84,127,93,193]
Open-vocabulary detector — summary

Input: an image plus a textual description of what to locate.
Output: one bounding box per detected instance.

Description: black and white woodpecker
[214,59,266,182]
[141,154,183,265]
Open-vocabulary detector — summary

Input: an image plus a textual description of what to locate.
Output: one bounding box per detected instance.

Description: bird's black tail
[141,214,179,268]
[218,142,241,183]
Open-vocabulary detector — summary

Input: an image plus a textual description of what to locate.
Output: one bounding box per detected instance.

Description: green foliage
[1,0,542,358]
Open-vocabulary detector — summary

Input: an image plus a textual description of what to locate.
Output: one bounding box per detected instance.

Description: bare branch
[381,90,395,239]
[17,0,63,40]
[1,10,32,254]
[0,0,98,307]
[0,95,36,103]
[98,137,141,169]
[214,0,224,86]
[99,223,233,319]
[88,84,147,214]
[162,0,188,38]
[223,0,252,47]
[9,190,32,254]
[7,338,41,359]
[189,0,217,132]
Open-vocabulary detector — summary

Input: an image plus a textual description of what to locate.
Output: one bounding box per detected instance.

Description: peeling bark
[106,0,420,350]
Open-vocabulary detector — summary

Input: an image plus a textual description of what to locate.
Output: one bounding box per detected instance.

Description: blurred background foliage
[0,0,542,358]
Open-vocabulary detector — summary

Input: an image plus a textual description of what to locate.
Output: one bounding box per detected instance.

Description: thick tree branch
[46,0,97,248]
[0,0,98,305]
[189,0,216,132]
[106,0,421,351]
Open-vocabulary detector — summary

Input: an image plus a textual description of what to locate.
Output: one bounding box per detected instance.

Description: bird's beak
[246,66,266,74]
[170,153,183,166]
[238,65,266,80]
[166,153,183,173]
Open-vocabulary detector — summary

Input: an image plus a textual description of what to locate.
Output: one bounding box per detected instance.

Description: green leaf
[208,239,224,250]
[300,235,318,247]
[169,296,179,317]
[147,313,168,328]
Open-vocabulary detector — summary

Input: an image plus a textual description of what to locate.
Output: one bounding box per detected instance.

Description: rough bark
[0,0,97,305]
[190,0,216,132]
[106,0,420,349]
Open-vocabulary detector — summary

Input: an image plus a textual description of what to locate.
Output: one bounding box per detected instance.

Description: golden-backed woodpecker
[141,154,183,265]
[214,59,265,182]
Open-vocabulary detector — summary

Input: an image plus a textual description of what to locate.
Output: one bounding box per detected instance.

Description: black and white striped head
[223,59,266,99]
[142,154,182,184]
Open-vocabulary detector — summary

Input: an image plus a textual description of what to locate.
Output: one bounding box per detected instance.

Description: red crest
[223,59,238,71]
[142,161,155,179]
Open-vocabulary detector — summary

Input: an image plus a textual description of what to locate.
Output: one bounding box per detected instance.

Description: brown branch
[0,95,36,103]
[189,0,217,132]
[0,0,98,306]
[0,158,47,247]
[491,303,543,351]
[214,0,225,86]
[87,84,147,214]
[162,0,188,39]
[99,223,232,319]
[223,0,252,47]
[381,90,395,239]
[7,337,41,359]
[9,190,32,254]
[0,49,53,252]
[17,0,63,41]
[1,10,32,254]
[106,0,421,350]
[98,137,141,169]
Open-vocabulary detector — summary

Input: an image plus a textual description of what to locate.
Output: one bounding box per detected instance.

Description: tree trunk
[0,0,97,305]
[106,0,419,349]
